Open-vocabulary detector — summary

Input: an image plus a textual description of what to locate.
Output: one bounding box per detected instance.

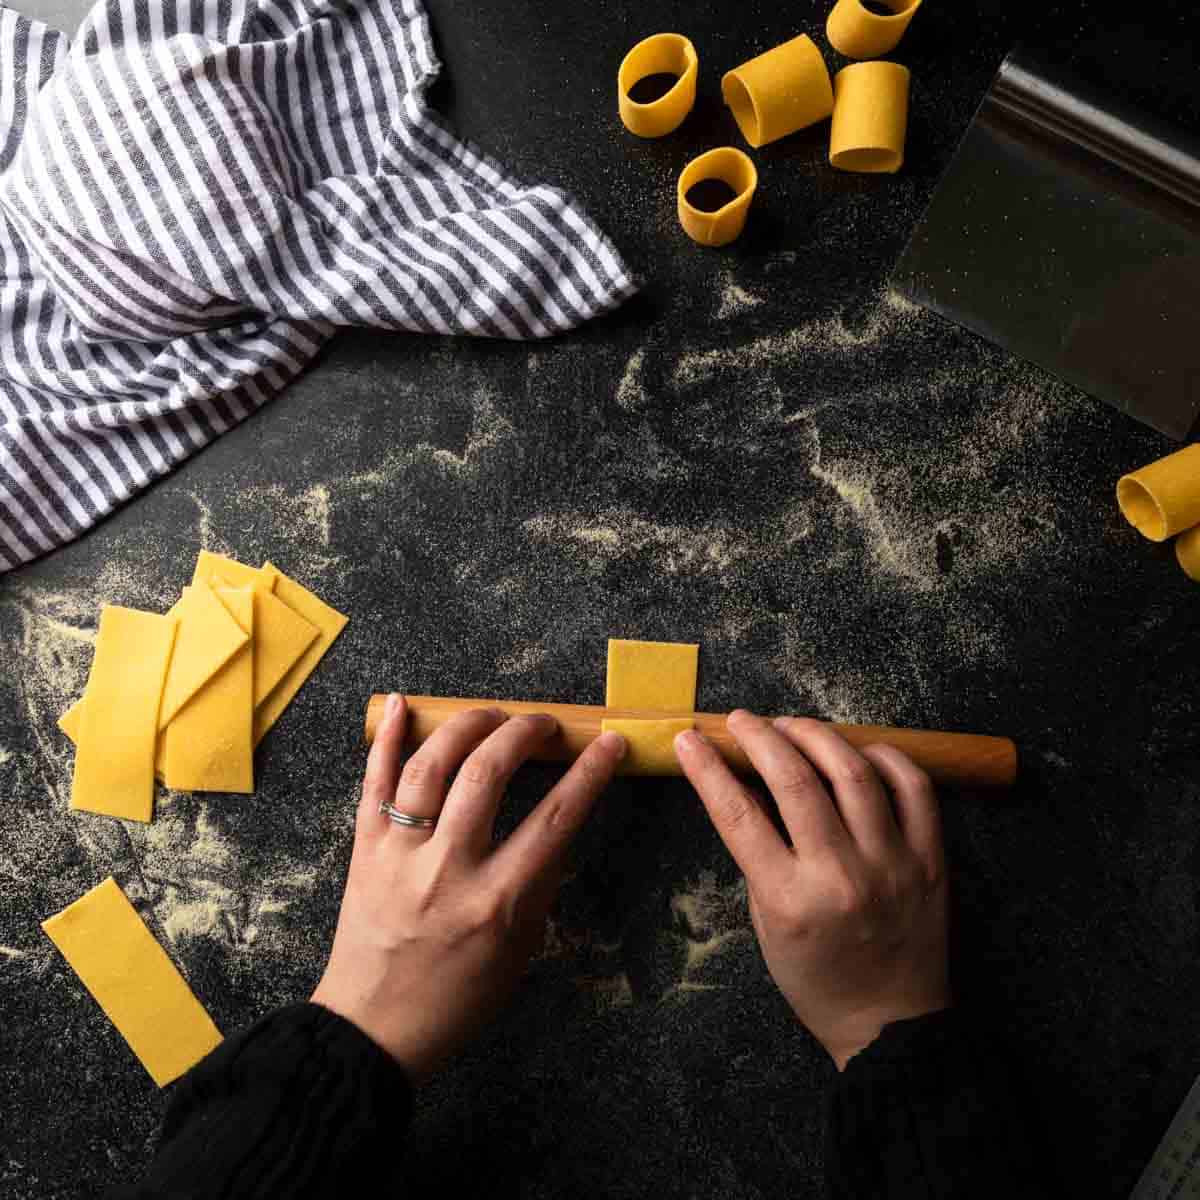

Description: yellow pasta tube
[1176,526,1200,581]
[829,62,910,174]
[677,148,758,247]
[1117,445,1200,542]
[618,33,698,138]
[721,34,833,148]
[827,0,923,60]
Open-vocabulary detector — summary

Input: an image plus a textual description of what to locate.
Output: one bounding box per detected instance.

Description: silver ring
[380,803,436,829]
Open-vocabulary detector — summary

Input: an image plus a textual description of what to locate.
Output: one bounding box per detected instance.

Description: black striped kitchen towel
[0,0,636,572]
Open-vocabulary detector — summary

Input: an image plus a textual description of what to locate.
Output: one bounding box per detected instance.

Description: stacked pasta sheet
[58,551,347,821]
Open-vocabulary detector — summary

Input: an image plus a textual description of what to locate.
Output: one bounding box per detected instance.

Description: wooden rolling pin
[364,695,1018,789]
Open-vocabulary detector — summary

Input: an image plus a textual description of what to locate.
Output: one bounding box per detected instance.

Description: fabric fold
[0,0,636,572]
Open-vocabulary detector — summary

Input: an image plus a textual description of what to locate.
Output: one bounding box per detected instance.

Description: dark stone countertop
[4,1,1200,1196]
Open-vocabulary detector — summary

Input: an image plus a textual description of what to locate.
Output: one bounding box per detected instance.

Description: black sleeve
[108,1002,413,1200]
[825,1008,1056,1200]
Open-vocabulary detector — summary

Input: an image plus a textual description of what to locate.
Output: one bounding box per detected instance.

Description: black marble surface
[4,2,1200,1196]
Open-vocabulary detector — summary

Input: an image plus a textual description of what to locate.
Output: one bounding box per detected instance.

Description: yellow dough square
[212,573,319,707]
[163,588,255,794]
[70,606,178,822]
[42,877,222,1087]
[602,717,694,775]
[605,639,699,712]
[252,562,348,745]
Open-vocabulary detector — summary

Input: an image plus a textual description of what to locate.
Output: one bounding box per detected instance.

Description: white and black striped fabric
[0,0,635,572]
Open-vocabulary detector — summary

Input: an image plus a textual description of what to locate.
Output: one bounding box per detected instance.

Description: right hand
[675,712,949,1070]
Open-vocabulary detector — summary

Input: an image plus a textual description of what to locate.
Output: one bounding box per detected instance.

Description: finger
[388,707,507,836]
[436,713,559,858]
[724,710,848,853]
[489,730,625,890]
[773,718,900,855]
[858,744,944,880]
[358,693,407,839]
[675,727,793,886]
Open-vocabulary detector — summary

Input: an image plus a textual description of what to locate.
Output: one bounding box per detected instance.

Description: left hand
[312,695,626,1080]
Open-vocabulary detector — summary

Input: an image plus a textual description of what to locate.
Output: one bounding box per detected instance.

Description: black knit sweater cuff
[146,1002,414,1197]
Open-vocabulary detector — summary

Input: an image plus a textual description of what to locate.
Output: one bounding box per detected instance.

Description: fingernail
[385,692,401,717]
[526,712,558,732]
[488,707,509,721]
[772,716,791,730]
[675,729,704,752]
[599,731,627,758]
[728,708,755,726]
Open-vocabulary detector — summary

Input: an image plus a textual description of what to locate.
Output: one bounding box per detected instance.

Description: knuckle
[717,786,756,831]
[400,755,435,790]
[458,753,502,790]
[464,891,508,934]
[773,766,818,803]
[838,758,877,789]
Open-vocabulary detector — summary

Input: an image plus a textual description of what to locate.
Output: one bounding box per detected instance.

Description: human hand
[312,695,626,1081]
[675,713,949,1069]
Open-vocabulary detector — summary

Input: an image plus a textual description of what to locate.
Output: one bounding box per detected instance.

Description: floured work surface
[6,10,1200,1200]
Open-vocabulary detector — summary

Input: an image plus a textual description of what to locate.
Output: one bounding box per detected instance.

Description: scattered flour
[0,748,12,767]
[524,509,750,576]
[668,872,751,995]
[614,347,646,411]
[673,288,920,388]
[715,270,764,320]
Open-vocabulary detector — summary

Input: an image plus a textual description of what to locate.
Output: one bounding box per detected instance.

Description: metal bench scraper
[893,49,1200,441]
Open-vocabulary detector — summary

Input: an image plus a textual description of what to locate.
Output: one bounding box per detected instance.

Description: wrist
[823,999,954,1071]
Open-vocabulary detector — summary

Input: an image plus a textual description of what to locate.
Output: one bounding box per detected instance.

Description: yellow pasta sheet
[212,572,319,707]
[42,877,222,1086]
[252,562,348,745]
[71,606,177,822]
[158,584,250,728]
[602,716,694,775]
[163,588,255,793]
[58,587,245,741]
[603,638,699,777]
[192,549,275,592]
[605,638,699,712]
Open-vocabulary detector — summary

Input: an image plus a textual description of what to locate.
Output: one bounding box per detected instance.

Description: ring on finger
[380,802,437,829]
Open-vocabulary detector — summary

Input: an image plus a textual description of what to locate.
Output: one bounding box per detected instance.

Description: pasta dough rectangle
[605,639,699,712]
[162,588,255,794]
[42,877,222,1087]
[158,583,250,729]
[601,717,694,775]
[71,606,178,822]
[252,562,348,745]
[212,572,319,707]
[191,549,274,593]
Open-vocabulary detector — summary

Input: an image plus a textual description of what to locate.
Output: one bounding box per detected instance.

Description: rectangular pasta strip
[163,588,255,794]
[212,572,319,707]
[42,877,222,1087]
[253,562,348,745]
[71,606,177,822]
[605,638,699,712]
[601,717,695,775]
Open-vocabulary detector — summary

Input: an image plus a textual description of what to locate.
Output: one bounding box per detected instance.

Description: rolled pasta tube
[721,34,833,149]
[829,61,910,174]
[1117,444,1200,542]
[827,0,923,60]
[1176,526,1200,581]
[677,147,758,247]
[618,33,698,138]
